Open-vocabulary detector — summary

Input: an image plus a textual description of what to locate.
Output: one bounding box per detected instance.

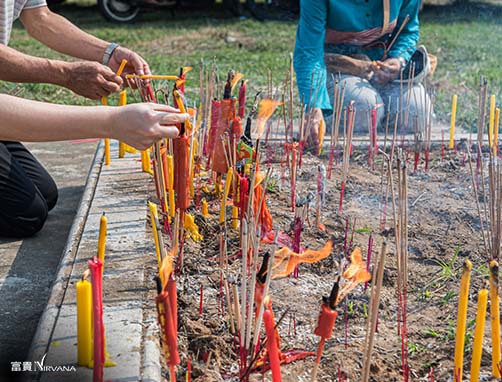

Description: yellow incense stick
[490,260,501,377]
[125,74,179,81]
[219,168,233,224]
[449,95,458,150]
[118,90,127,158]
[454,259,472,382]
[470,289,488,382]
[97,213,107,270]
[148,202,162,269]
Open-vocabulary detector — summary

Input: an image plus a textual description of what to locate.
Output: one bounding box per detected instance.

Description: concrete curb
[28,140,104,372]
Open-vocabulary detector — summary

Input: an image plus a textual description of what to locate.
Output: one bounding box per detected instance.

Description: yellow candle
[148,202,162,269]
[490,260,501,377]
[454,259,472,382]
[489,95,496,148]
[494,108,500,156]
[118,90,127,158]
[470,289,488,382]
[97,213,107,269]
[449,95,458,150]
[219,168,233,224]
[76,272,92,367]
[141,149,152,174]
[167,154,175,218]
[232,206,239,230]
[201,198,210,218]
[318,117,324,156]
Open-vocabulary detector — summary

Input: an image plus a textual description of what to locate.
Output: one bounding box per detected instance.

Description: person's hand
[372,58,402,84]
[110,103,189,150]
[63,61,123,100]
[109,46,151,80]
[304,107,324,154]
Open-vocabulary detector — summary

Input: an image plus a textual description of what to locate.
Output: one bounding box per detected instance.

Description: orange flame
[82,269,90,281]
[159,249,176,291]
[272,239,333,279]
[253,99,282,139]
[336,247,371,305]
[230,72,244,94]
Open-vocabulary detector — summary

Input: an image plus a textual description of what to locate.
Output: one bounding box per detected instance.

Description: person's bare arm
[0,94,188,150]
[20,6,150,76]
[0,43,123,99]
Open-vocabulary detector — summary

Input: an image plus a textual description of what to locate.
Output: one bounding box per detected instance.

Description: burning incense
[469,289,488,382]
[453,259,472,382]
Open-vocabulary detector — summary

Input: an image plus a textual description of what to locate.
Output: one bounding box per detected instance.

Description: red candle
[263,304,282,382]
[88,257,105,382]
[238,80,247,118]
[173,135,190,211]
[314,304,338,340]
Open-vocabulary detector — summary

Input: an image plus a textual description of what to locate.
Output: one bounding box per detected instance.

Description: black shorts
[0,141,58,238]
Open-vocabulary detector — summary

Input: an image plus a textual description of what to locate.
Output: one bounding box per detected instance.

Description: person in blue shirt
[294,0,429,150]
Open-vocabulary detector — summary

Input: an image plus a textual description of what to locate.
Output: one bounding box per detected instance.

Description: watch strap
[102,42,120,66]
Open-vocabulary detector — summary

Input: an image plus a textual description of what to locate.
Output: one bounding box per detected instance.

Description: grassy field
[3,1,502,130]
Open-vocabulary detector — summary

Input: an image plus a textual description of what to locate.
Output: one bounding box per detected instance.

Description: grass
[3,0,502,129]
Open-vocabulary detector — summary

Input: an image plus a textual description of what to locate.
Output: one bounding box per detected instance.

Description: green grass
[3,0,502,129]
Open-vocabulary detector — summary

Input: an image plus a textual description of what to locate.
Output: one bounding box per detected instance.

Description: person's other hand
[304,107,324,155]
[109,47,151,82]
[372,58,402,84]
[110,103,189,150]
[63,61,123,100]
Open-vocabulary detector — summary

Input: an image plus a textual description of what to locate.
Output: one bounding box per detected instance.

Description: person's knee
[0,193,48,238]
[44,180,58,212]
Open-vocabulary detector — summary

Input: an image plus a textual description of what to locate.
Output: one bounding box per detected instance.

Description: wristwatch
[102,42,120,66]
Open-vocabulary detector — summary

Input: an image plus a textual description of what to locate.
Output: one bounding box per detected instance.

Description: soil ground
[148,139,494,382]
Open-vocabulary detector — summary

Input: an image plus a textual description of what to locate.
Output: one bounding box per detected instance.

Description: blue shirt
[294,0,420,110]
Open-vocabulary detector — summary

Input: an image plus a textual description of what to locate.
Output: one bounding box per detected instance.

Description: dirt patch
[151,143,492,381]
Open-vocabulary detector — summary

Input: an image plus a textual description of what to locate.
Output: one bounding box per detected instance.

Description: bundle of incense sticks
[327,75,345,179]
[339,101,355,214]
[388,151,410,381]
[361,241,387,382]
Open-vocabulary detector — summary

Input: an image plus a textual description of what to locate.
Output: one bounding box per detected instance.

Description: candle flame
[336,247,371,305]
[82,269,90,281]
[272,239,333,279]
[230,72,244,94]
[253,99,282,139]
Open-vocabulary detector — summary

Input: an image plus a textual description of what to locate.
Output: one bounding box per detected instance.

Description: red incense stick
[89,257,104,382]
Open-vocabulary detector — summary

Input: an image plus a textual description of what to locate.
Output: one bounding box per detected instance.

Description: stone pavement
[0,140,98,381]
